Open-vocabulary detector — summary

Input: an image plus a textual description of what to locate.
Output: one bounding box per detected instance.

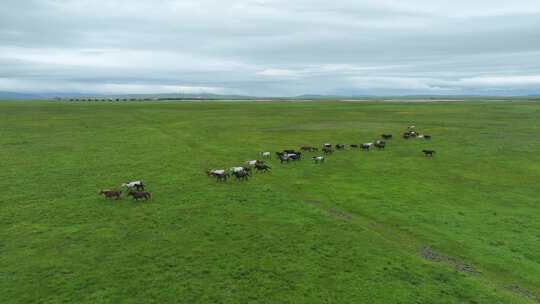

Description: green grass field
[1,100,539,303]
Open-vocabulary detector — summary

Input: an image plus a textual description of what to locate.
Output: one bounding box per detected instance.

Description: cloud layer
[1,0,539,96]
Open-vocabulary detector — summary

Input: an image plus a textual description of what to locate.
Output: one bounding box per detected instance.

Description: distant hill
[0,91,42,100]
[1,91,539,101]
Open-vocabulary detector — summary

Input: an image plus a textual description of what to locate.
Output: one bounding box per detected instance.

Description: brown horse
[99,189,122,200]
[128,191,151,201]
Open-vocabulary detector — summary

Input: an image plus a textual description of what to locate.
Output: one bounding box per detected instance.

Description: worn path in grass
[1,100,539,303]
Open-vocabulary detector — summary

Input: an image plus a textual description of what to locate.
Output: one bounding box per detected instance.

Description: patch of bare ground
[327,208,352,221]
[303,200,352,221]
[420,246,477,274]
[507,285,540,303]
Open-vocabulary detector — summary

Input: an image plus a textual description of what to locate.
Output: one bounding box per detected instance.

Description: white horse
[230,167,247,173]
[207,169,228,181]
[312,156,325,163]
[122,180,145,191]
[209,169,225,175]
[323,143,332,148]
[246,160,259,166]
[260,152,271,158]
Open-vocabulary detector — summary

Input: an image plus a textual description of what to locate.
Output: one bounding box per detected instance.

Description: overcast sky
[1,0,540,96]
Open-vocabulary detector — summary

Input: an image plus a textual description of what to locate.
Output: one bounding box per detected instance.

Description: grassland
[1,100,539,303]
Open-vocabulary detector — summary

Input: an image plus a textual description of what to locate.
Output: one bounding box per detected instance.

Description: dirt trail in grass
[303,198,539,303]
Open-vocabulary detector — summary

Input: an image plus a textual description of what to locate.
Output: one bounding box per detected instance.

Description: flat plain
[1,100,539,303]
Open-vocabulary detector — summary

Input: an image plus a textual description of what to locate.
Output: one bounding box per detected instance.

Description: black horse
[350,144,359,149]
[361,144,371,151]
[233,170,250,180]
[255,163,271,172]
[382,134,393,140]
[422,150,436,157]
[336,144,345,150]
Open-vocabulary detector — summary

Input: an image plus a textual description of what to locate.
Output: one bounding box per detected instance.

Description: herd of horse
[98,126,435,196]
[206,126,435,183]
[99,180,152,201]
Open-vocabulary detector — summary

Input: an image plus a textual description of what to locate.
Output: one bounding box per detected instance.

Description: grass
[1,100,539,303]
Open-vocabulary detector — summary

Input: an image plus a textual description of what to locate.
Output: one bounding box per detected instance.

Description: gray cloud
[1,0,539,96]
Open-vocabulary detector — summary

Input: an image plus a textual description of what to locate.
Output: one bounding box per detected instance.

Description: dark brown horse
[255,163,271,172]
[322,147,333,155]
[374,142,386,150]
[128,191,151,200]
[99,189,122,200]
[300,146,318,152]
[422,150,436,157]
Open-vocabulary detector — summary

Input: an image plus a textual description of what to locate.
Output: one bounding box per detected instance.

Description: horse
[350,144,359,149]
[216,173,229,181]
[232,170,249,181]
[207,169,225,176]
[323,143,332,148]
[336,144,345,150]
[254,163,271,172]
[260,152,271,158]
[279,154,290,163]
[424,135,432,140]
[122,180,144,191]
[374,142,386,150]
[207,169,229,182]
[382,134,393,140]
[312,156,325,163]
[230,167,243,173]
[287,153,302,161]
[246,160,262,166]
[127,191,151,201]
[322,147,333,155]
[361,143,371,151]
[422,150,436,157]
[301,146,318,152]
[283,149,297,154]
[99,189,122,200]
